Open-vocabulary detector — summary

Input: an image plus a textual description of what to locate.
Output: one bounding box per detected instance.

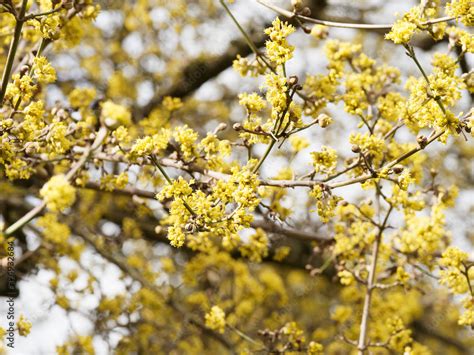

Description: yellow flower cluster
[174,125,199,160]
[349,132,385,161]
[439,247,469,294]
[232,55,266,77]
[264,72,288,116]
[264,17,295,65]
[157,176,194,200]
[446,0,474,26]
[238,92,266,113]
[438,247,473,327]
[128,128,171,159]
[324,40,361,78]
[385,20,417,44]
[101,101,132,127]
[289,135,309,152]
[385,6,427,44]
[37,213,72,254]
[397,202,447,262]
[40,174,76,212]
[406,53,464,139]
[239,228,269,262]
[310,185,341,223]
[333,205,376,259]
[198,133,231,169]
[33,56,56,84]
[303,74,337,113]
[162,96,183,111]
[100,172,129,192]
[68,87,96,109]
[5,74,36,103]
[17,314,32,337]
[205,306,226,333]
[458,298,474,327]
[310,146,337,174]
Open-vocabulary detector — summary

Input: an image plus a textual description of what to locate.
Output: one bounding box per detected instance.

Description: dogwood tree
[0,0,473,353]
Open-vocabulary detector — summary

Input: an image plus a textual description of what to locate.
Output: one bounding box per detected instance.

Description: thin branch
[0,0,27,104]
[257,0,455,30]
[4,127,107,236]
[87,128,443,191]
[357,205,393,354]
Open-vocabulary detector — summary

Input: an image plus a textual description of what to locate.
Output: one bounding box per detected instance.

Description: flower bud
[288,75,299,86]
[185,223,196,233]
[25,142,39,155]
[317,113,332,128]
[301,7,311,16]
[310,25,328,40]
[104,117,119,130]
[213,122,227,134]
[20,65,29,76]
[1,118,13,129]
[291,0,303,10]
[351,144,361,153]
[417,135,427,148]
[233,123,242,131]
[392,165,404,174]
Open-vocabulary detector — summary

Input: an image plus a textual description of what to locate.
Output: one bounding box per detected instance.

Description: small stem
[23,7,62,21]
[4,202,46,237]
[252,138,276,174]
[405,45,447,115]
[0,0,27,104]
[150,155,173,184]
[10,38,49,114]
[219,0,274,72]
[357,206,393,354]
[150,155,196,216]
[257,0,455,30]
[227,324,265,348]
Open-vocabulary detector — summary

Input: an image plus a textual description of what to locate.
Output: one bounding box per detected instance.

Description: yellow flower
[439,246,468,268]
[446,0,473,26]
[264,72,288,114]
[281,322,305,346]
[338,270,354,285]
[385,20,417,44]
[458,297,474,327]
[310,146,337,174]
[5,74,36,103]
[156,177,194,201]
[310,185,341,223]
[307,341,324,355]
[273,246,291,261]
[162,96,183,111]
[17,314,32,337]
[68,87,96,109]
[33,56,56,84]
[239,228,269,262]
[396,266,410,284]
[205,306,226,333]
[310,25,328,40]
[264,17,295,65]
[40,174,76,212]
[238,92,266,113]
[173,125,198,160]
[101,101,132,127]
[289,135,309,152]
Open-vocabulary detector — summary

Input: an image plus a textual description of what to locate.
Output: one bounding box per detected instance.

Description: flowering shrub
[0,0,473,353]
